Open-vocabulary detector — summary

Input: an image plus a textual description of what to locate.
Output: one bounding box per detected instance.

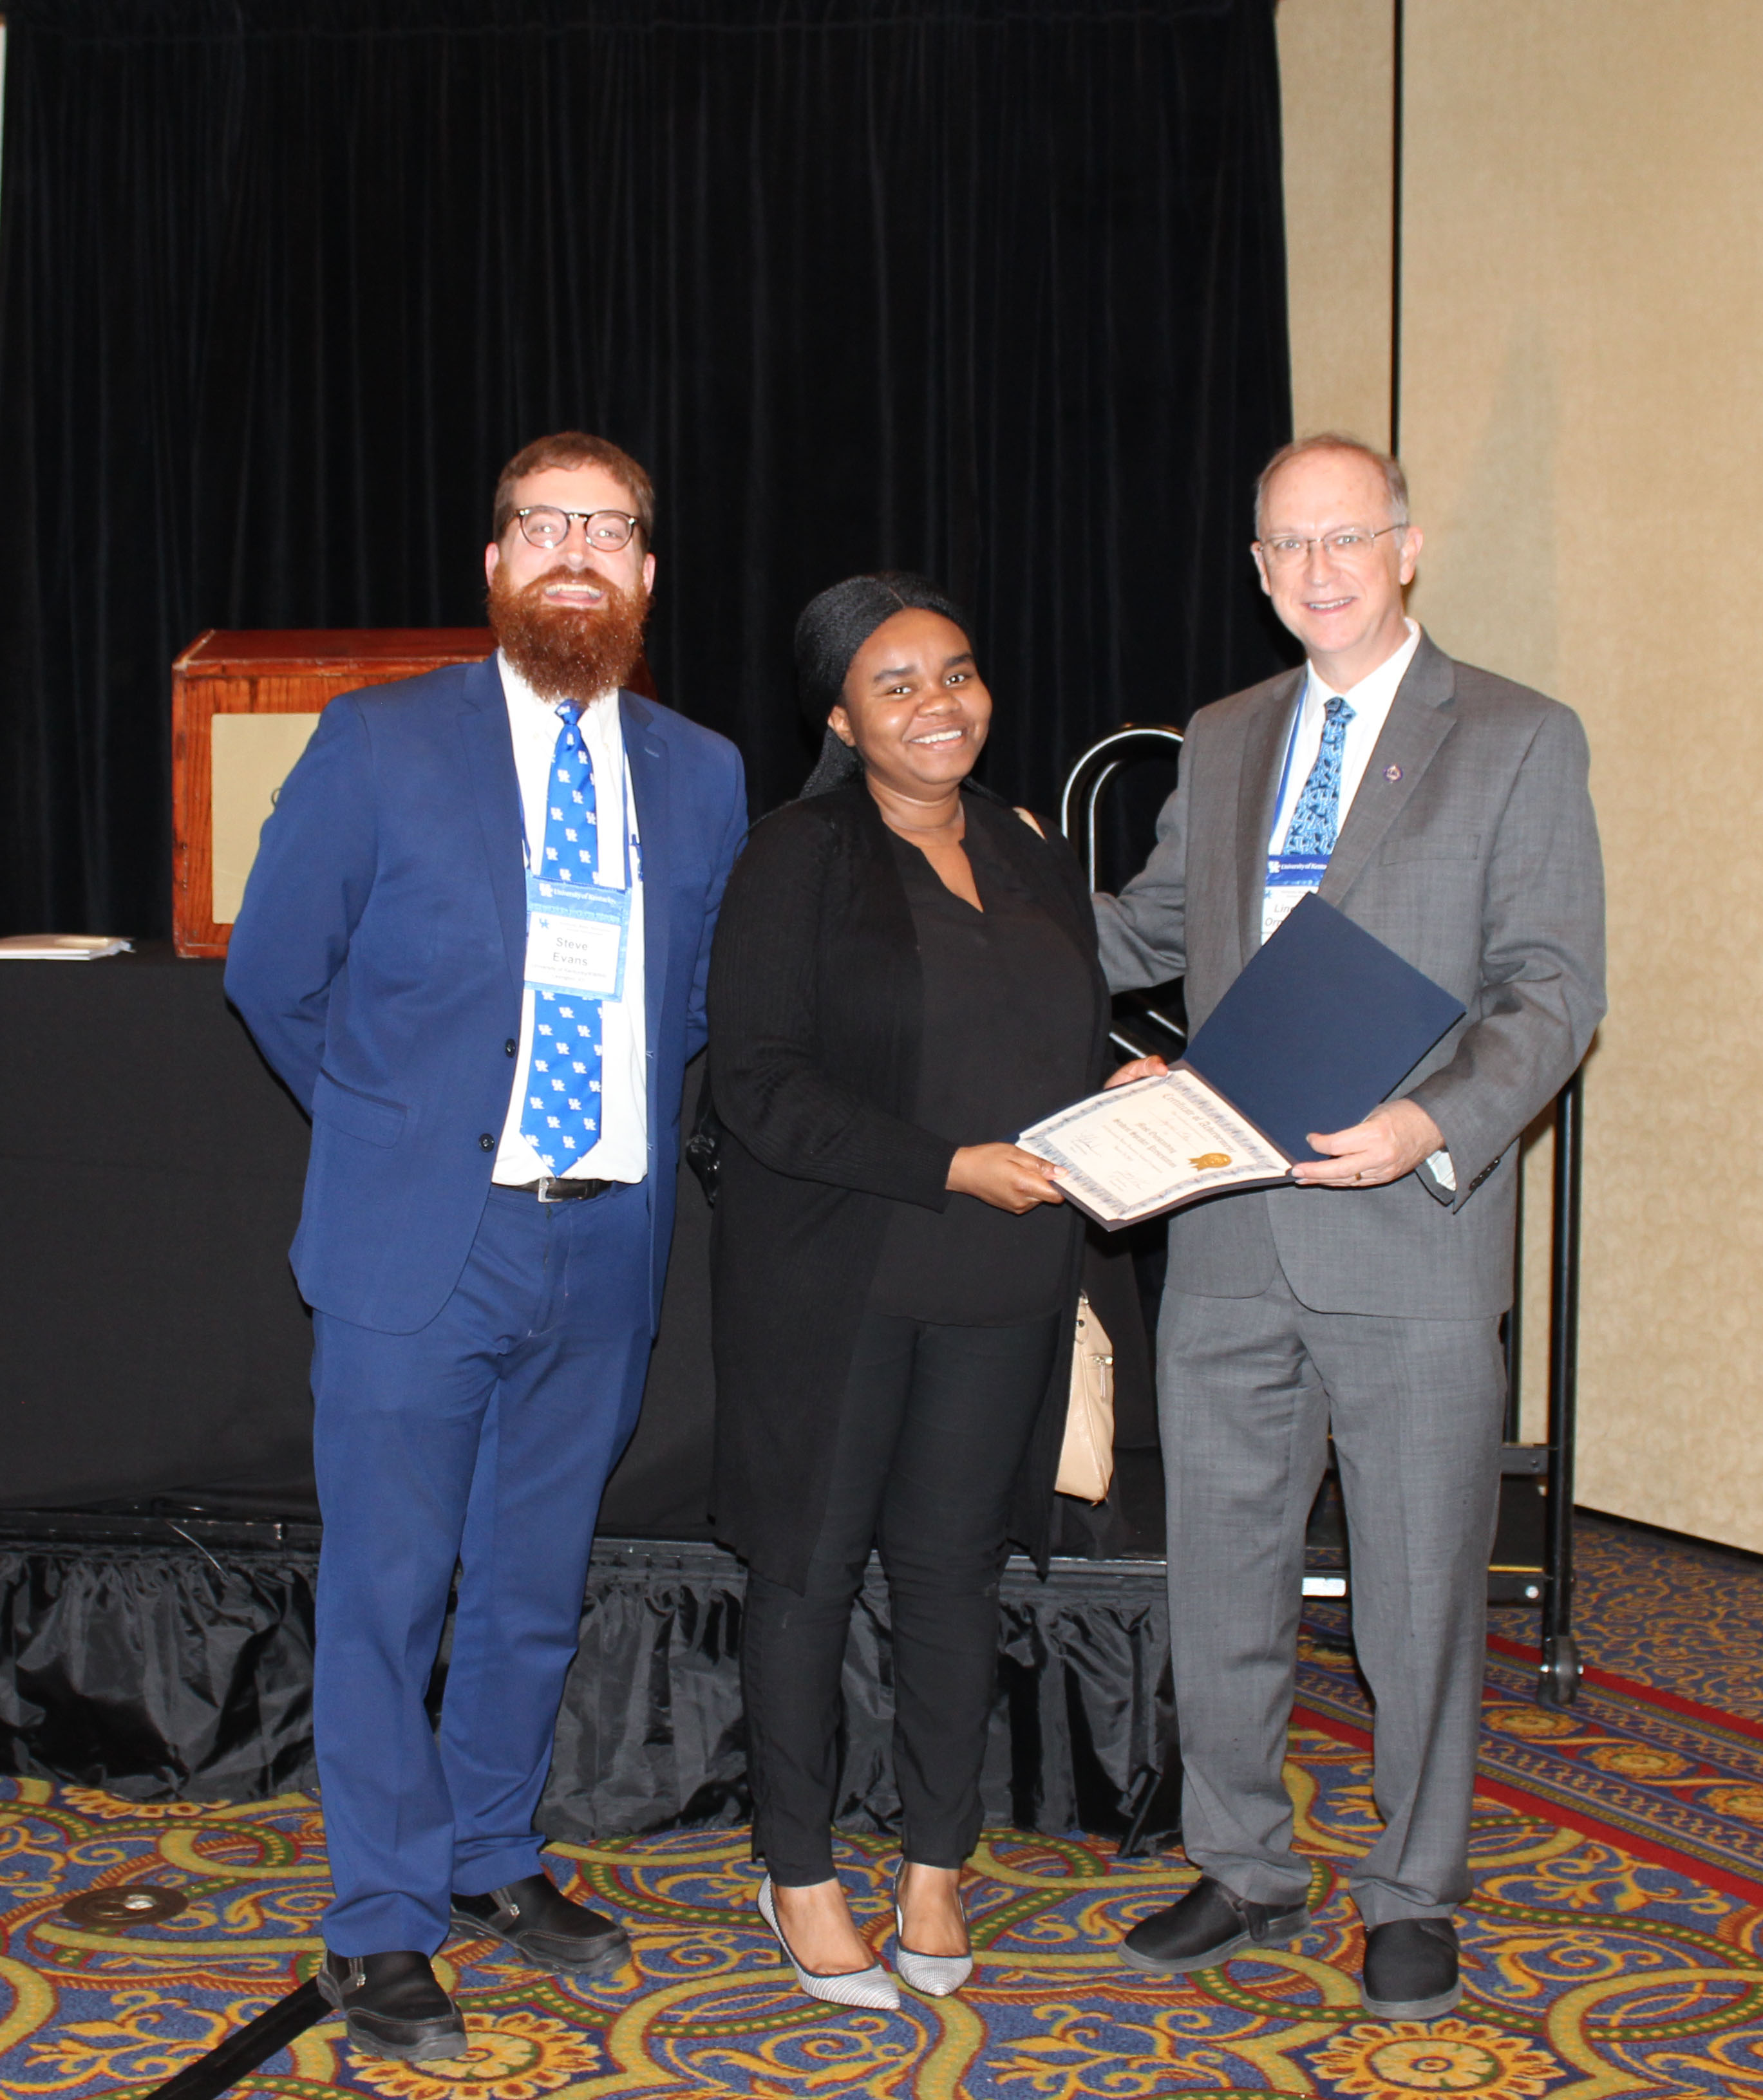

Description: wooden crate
[171,628,493,957]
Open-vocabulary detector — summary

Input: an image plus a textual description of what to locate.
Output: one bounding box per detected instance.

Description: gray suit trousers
[1160,1268,1504,1928]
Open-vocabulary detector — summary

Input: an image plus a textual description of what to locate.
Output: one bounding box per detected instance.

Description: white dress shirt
[1268,619,1422,853]
[493,653,648,1185]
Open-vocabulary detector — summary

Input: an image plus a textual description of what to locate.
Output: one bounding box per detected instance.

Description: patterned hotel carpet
[1547,1517,1763,1720]
[5,1513,1763,2100]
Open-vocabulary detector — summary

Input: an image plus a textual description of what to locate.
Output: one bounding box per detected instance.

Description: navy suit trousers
[311,1180,651,1955]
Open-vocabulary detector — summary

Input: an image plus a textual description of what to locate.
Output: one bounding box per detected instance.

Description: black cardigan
[706,780,1110,1591]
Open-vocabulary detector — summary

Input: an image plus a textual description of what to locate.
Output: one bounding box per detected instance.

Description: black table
[0,944,720,1533]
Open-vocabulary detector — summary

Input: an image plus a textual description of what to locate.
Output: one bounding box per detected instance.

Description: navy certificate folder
[1183,894,1466,1165]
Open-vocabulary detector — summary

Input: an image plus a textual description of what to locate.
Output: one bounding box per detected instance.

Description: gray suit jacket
[1095,632,1606,1318]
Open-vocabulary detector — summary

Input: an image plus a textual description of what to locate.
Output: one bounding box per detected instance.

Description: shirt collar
[496,648,619,718]
[1305,617,1421,711]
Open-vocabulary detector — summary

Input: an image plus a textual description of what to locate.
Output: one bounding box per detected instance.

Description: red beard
[487,561,650,700]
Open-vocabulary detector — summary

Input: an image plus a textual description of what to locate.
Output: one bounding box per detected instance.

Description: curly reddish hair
[491,431,655,545]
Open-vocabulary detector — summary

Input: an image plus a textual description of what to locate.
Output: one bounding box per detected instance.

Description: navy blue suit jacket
[225,655,747,1335]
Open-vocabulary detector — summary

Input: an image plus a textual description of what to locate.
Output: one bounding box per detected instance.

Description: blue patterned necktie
[520,702,605,1172]
[1283,695,1356,856]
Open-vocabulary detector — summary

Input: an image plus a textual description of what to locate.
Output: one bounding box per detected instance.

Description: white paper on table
[1018,1067,1291,1228]
[0,935,133,960]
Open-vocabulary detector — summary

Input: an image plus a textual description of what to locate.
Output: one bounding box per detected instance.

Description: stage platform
[0,1510,1182,1854]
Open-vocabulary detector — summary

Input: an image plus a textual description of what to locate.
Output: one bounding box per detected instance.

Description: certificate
[1019,1068,1291,1228]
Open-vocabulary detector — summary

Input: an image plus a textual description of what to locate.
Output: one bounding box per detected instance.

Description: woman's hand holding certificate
[945,1141,1066,1213]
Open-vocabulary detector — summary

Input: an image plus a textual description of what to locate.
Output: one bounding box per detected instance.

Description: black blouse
[867,820,1096,1324]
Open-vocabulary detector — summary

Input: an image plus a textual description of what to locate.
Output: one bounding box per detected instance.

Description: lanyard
[1267,688,1311,854]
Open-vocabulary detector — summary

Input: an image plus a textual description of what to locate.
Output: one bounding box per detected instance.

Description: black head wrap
[794,572,972,796]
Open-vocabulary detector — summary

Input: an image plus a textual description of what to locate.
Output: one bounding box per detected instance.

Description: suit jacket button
[504,1038,517,1056]
[479,1133,495,1151]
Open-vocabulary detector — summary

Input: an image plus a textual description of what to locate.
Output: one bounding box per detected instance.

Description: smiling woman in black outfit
[706,574,1158,2009]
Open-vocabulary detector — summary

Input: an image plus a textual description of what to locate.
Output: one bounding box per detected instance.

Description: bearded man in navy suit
[228,433,746,2063]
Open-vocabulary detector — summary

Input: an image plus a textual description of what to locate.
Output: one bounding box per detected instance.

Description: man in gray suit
[1097,435,1604,2020]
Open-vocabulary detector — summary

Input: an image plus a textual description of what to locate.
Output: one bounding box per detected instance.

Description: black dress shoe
[1120,1875,1309,1975]
[1361,1916,1462,2018]
[316,1950,467,2061]
[451,1872,630,1976]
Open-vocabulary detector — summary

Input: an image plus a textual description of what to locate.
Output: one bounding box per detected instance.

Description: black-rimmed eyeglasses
[515,506,641,553]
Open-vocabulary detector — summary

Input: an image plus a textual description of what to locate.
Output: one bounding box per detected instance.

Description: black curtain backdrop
[0,0,1290,939]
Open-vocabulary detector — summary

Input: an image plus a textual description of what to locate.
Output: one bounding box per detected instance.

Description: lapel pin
[1384,764,1402,782]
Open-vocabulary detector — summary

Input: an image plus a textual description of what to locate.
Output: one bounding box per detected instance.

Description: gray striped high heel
[892,1868,974,1996]
[756,1877,900,2011]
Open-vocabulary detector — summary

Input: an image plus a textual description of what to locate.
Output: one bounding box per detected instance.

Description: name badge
[524,875,629,1001]
[1261,854,1330,944]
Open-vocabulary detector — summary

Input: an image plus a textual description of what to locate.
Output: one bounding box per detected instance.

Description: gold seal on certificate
[1190,1152,1231,1170]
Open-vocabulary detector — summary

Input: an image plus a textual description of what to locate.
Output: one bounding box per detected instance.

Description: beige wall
[1277,0,1393,446]
[1279,1,1763,1550]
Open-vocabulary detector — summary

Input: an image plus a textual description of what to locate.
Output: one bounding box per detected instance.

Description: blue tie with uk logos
[1283,694,1356,856]
[520,702,604,1172]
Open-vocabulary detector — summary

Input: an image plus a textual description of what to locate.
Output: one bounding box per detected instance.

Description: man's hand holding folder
[1294,1096,1446,1188]
[1093,1062,1446,1191]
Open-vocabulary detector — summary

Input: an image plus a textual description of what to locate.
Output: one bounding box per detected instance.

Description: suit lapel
[458,655,527,998]
[1235,670,1305,965]
[1318,635,1457,906]
[621,690,671,1079]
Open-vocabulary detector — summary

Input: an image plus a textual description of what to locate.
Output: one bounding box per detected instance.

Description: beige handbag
[1057,1292,1116,1503]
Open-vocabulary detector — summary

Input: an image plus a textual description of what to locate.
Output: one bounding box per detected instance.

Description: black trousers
[741,1307,1061,1885]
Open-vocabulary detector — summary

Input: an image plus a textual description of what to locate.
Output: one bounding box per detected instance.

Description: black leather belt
[507,1177,614,1203]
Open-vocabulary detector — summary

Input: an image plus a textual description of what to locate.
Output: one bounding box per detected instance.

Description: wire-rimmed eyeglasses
[515,506,641,553]
[1257,523,1407,567]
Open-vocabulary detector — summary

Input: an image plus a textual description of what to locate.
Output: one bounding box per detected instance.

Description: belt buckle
[535,1177,569,1204]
